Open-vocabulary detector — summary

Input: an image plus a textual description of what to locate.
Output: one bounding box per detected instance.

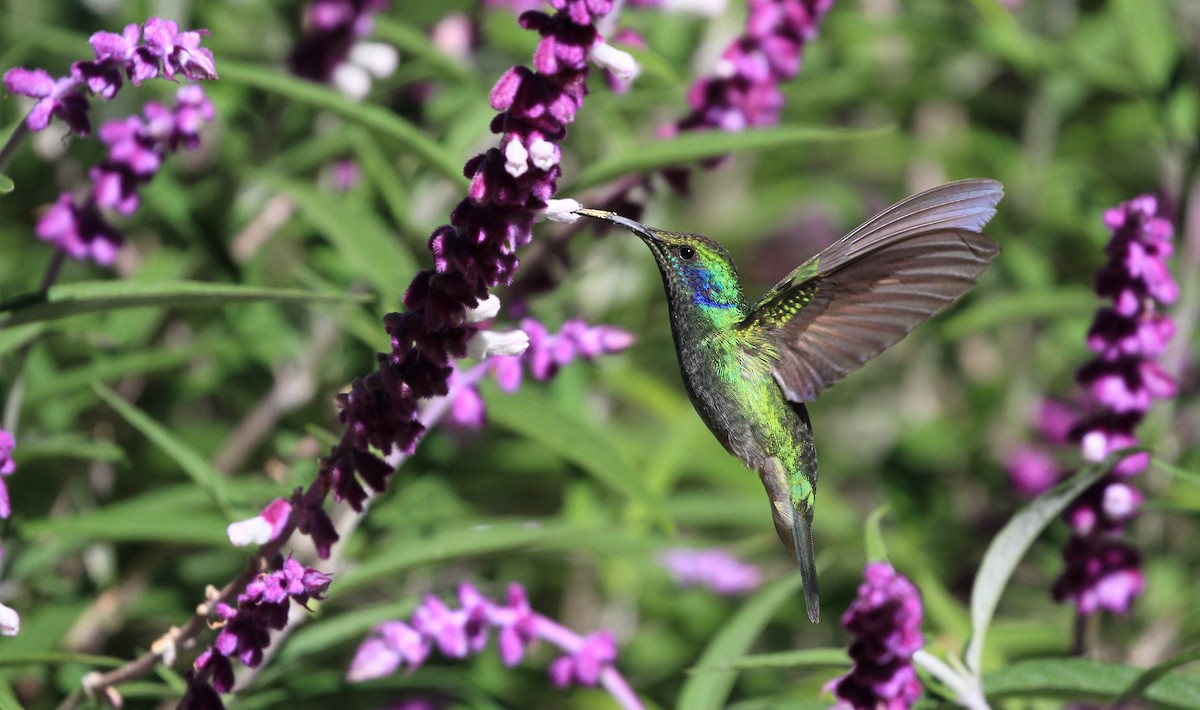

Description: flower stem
[0,118,30,174]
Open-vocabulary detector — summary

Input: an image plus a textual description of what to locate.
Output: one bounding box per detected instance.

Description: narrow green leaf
[0,281,368,328]
[485,386,659,510]
[0,172,13,194]
[939,287,1097,339]
[0,651,124,668]
[677,575,805,710]
[863,504,890,562]
[92,383,234,512]
[965,448,1143,675]
[218,61,467,186]
[0,323,44,357]
[0,677,20,710]
[570,125,891,191]
[22,485,228,545]
[1110,646,1200,709]
[698,648,849,673]
[984,658,1200,709]
[6,435,125,464]
[258,175,417,296]
[336,521,584,594]
[1152,457,1200,488]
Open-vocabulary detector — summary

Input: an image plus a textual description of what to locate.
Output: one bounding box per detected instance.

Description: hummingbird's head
[576,208,746,313]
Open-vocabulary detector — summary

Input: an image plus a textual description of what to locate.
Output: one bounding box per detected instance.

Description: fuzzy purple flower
[34,85,214,265]
[2,17,216,135]
[659,548,763,595]
[349,582,643,709]
[191,557,331,700]
[446,318,634,429]
[321,0,624,532]
[672,0,833,135]
[830,562,924,710]
[1049,195,1177,615]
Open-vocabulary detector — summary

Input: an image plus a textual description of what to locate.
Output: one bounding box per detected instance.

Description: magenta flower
[2,17,216,135]
[34,85,215,265]
[191,557,331,700]
[671,0,833,135]
[349,582,643,709]
[0,428,14,522]
[830,562,924,710]
[288,0,393,98]
[320,0,624,530]
[1049,195,1177,615]
[659,548,763,595]
[2,69,91,133]
[446,318,635,430]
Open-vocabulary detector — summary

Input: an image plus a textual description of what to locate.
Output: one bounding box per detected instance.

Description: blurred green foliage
[0,0,1198,708]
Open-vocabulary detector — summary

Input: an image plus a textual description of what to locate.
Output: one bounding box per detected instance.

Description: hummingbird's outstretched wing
[740,179,1003,403]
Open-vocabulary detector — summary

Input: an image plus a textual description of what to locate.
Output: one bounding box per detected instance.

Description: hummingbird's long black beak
[575,208,660,243]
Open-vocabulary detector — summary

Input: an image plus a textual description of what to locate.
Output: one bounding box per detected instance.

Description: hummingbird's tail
[791,503,820,624]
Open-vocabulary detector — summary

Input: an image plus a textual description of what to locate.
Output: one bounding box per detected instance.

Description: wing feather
[741,179,1002,403]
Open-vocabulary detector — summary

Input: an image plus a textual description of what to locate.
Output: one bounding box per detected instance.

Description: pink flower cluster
[3,17,216,135]
[830,563,924,710]
[658,548,763,595]
[349,582,643,709]
[448,318,634,428]
[34,85,215,265]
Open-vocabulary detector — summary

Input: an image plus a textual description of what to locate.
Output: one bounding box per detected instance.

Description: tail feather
[792,504,820,623]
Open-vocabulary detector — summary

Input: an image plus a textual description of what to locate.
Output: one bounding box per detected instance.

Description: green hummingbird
[576,179,1002,623]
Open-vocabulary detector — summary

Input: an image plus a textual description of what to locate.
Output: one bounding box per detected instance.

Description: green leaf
[7,435,124,464]
[0,281,369,328]
[0,172,13,194]
[484,385,660,512]
[677,575,805,710]
[336,521,588,594]
[22,485,228,545]
[0,323,44,357]
[92,383,235,512]
[863,504,890,562]
[698,648,849,673]
[1110,646,1200,709]
[257,175,418,297]
[939,287,1097,339]
[1152,457,1200,488]
[218,60,467,186]
[570,125,891,191]
[984,658,1200,709]
[965,448,1143,675]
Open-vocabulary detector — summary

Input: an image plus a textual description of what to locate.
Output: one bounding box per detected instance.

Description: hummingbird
[575,179,1002,623]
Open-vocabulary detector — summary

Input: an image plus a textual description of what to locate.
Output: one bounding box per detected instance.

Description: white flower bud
[504,139,529,177]
[467,329,530,360]
[540,198,582,223]
[349,41,400,78]
[465,293,502,323]
[589,42,641,83]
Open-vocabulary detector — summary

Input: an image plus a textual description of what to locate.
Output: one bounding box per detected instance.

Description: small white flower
[1081,431,1107,461]
[349,41,400,78]
[504,139,529,177]
[332,62,372,101]
[588,42,641,83]
[467,329,530,360]
[540,198,582,223]
[0,603,19,637]
[465,293,502,323]
[1102,483,1139,519]
[529,137,559,170]
[227,516,274,547]
[713,58,736,79]
[662,0,727,15]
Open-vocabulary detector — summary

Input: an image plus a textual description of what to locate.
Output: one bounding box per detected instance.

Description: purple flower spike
[830,562,924,710]
[1048,195,1177,615]
[659,548,763,595]
[36,194,123,265]
[3,17,215,135]
[674,0,833,135]
[350,582,643,709]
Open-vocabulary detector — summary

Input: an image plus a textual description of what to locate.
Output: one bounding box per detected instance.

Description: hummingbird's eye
[677,246,696,261]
